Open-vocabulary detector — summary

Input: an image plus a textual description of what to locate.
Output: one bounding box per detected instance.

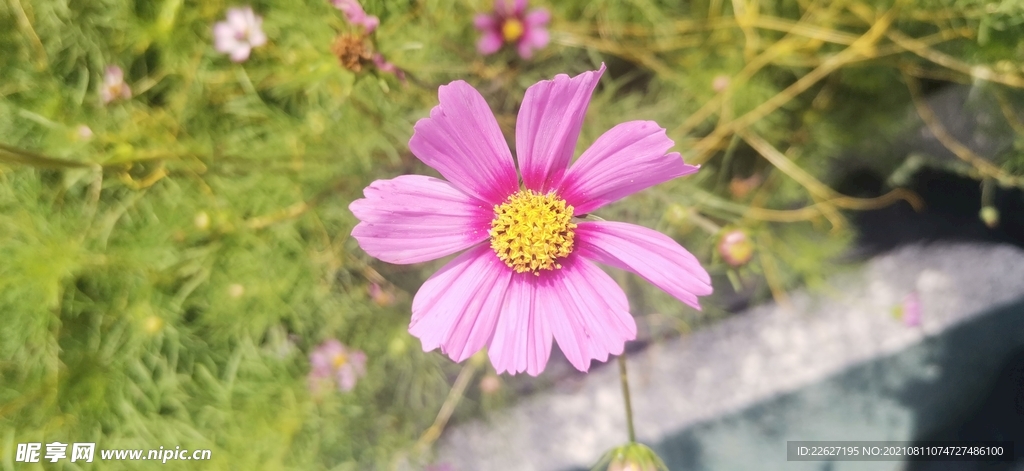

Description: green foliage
[3,0,1024,469]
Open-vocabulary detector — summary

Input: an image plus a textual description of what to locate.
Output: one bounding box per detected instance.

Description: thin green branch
[618,354,637,443]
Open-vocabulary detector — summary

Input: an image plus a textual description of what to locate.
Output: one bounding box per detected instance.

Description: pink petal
[576,221,712,310]
[410,245,514,362]
[229,44,252,62]
[349,350,367,374]
[544,254,636,372]
[349,175,493,264]
[516,38,536,59]
[488,273,553,376]
[360,15,380,33]
[903,292,921,327]
[226,7,250,32]
[493,0,523,17]
[241,7,259,27]
[213,23,236,51]
[512,0,528,16]
[309,354,332,374]
[477,30,504,55]
[525,8,550,27]
[337,367,357,391]
[516,64,605,193]
[558,120,699,214]
[410,81,519,204]
[309,339,343,372]
[523,25,549,49]
[371,54,407,82]
[474,13,497,31]
[249,26,267,47]
[522,10,550,50]
[104,66,123,83]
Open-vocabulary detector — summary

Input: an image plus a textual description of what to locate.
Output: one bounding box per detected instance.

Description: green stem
[0,143,94,169]
[618,354,637,443]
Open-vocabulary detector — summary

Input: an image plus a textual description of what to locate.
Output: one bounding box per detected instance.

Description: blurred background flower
[474,0,550,58]
[99,66,131,104]
[309,339,367,393]
[213,6,267,62]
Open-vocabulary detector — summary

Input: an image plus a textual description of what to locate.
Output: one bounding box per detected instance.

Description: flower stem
[617,354,637,443]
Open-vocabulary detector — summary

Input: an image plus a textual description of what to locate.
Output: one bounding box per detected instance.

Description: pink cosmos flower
[100,66,131,105]
[213,6,267,63]
[474,0,550,59]
[332,0,379,33]
[308,339,367,392]
[349,64,712,376]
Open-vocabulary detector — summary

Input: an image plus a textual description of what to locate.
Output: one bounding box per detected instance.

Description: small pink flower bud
[712,75,730,93]
[718,229,754,267]
[479,374,501,394]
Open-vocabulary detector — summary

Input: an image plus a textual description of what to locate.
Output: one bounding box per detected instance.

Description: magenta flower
[308,339,367,392]
[474,0,550,59]
[349,65,712,376]
[332,0,379,33]
[100,66,131,105]
[213,6,267,63]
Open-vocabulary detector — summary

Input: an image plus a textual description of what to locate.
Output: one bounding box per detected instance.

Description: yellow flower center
[502,18,525,42]
[490,190,576,275]
[332,352,348,368]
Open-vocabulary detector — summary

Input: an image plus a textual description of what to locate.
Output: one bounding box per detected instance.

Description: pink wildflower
[308,339,367,392]
[332,0,379,33]
[474,0,550,59]
[349,64,712,376]
[213,6,267,63]
[100,66,131,104]
[712,75,731,93]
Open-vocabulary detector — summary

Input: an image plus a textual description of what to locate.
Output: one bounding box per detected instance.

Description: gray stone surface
[435,243,1024,470]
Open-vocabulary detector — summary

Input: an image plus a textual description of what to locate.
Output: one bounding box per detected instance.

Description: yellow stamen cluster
[332,352,349,368]
[502,18,525,42]
[490,190,576,275]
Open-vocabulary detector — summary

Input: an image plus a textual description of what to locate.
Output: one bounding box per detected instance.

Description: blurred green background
[3,0,1024,469]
